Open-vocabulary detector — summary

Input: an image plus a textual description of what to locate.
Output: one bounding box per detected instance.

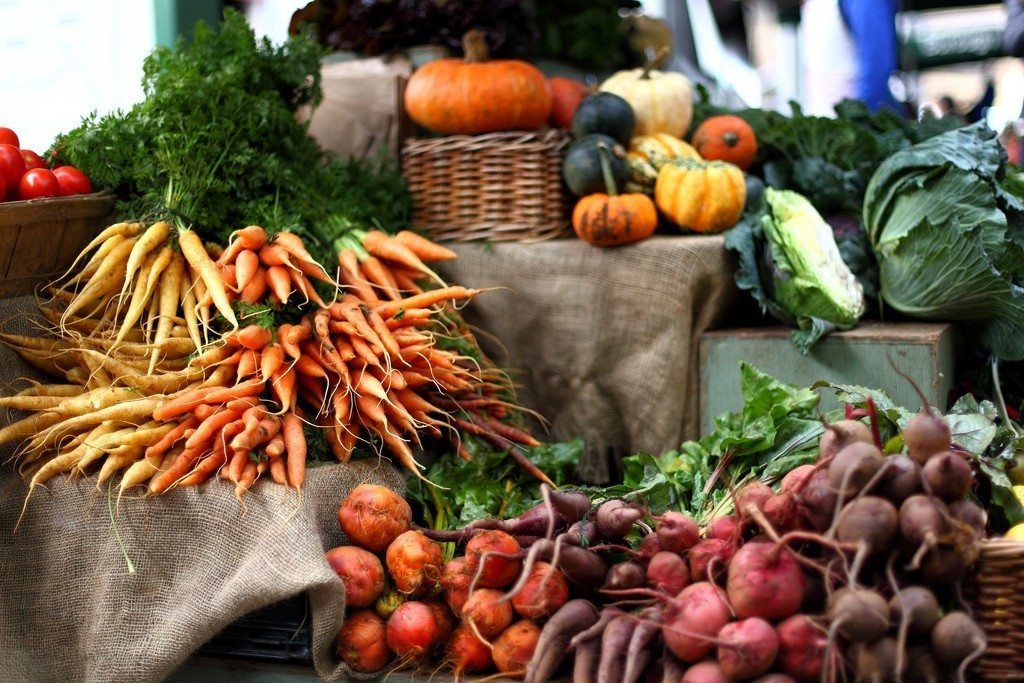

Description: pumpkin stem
[596,143,619,197]
[640,46,671,79]
[462,29,489,63]
[723,131,739,147]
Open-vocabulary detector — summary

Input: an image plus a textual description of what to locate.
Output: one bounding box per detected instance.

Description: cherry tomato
[0,128,18,147]
[0,175,6,202]
[21,149,45,171]
[18,168,60,200]
[52,166,92,196]
[0,144,25,194]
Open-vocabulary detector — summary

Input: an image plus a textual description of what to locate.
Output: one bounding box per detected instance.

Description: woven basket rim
[980,538,1024,555]
[403,129,571,150]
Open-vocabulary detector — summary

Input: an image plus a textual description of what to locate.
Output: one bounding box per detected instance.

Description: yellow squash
[626,133,701,193]
[655,159,746,234]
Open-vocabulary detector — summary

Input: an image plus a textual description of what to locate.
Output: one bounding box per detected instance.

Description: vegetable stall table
[0,297,404,682]
[439,235,737,483]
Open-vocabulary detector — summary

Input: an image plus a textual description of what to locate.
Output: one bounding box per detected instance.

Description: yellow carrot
[120,220,170,301]
[149,256,184,374]
[179,229,237,327]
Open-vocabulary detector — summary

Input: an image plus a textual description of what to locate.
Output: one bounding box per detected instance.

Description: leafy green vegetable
[863,123,1024,360]
[581,363,823,523]
[407,437,583,529]
[50,10,409,265]
[726,189,865,352]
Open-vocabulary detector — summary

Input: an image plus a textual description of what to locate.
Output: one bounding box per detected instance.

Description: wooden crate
[0,193,114,296]
[699,323,956,433]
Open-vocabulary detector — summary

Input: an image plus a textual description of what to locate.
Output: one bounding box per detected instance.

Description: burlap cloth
[441,235,738,483]
[0,296,405,682]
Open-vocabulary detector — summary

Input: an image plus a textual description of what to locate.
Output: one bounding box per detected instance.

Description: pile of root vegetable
[332,388,990,682]
[1,221,545,509]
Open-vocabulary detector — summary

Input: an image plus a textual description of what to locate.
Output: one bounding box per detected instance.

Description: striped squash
[626,134,701,193]
[655,159,746,234]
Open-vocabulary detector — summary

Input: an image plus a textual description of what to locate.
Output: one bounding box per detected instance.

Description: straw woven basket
[973,539,1024,680]
[401,129,572,242]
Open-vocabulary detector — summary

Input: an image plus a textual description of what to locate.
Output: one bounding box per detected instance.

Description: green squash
[562,134,628,197]
[744,174,766,211]
[571,93,636,146]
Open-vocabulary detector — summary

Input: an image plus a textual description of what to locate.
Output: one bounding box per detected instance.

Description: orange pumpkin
[691,115,758,170]
[404,30,552,135]
[549,77,589,128]
[573,143,658,247]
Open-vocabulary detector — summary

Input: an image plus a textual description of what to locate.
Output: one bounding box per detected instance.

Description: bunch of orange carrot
[1,224,546,502]
[213,226,334,309]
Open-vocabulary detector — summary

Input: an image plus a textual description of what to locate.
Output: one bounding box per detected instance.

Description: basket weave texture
[974,539,1024,680]
[401,129,573,242]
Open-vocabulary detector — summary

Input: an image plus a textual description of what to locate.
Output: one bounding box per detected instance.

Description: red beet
[726,542,806,620]
[716,617,779,679]
[386,601,443,659]
[325,546,386,608]
[775,614,827,682]
[647,551,690,595]
[662,582,731,662]
[705,515,739,541]
[690,538,735,584]
[657,511,700,552]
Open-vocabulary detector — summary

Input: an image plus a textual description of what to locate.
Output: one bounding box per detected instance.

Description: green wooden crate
[699,323,956,435]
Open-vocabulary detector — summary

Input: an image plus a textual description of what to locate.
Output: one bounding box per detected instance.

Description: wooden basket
[0,193,114,297]
[973,539,1024,680]
[401,130,573,242]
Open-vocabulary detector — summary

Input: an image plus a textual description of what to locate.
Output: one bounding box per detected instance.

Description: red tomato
[52,166,92,196]
[21,149,45,171]
[0,128,18,147]
[18,168,60,200]
[0,175,6,202]
[0,144,25,193]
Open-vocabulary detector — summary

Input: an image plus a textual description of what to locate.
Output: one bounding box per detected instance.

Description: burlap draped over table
[440,235,738,483]
[0,296,404,682]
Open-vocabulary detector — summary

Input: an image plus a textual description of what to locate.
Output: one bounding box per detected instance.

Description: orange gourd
[404,31,552,135]
[691,115,758,171]
[573,143,658,247]
[654,159,746,234]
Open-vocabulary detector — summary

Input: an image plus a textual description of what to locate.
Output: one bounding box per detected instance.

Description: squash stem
[596,143,619,197]
[461,29,489,63]
[640,46,670,79]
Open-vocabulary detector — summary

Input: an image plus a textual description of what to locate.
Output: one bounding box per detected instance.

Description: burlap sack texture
[0,296,405,682]
[441,235,738,483]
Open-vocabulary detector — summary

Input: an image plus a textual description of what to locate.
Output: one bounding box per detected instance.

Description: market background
[2,0,1021,152]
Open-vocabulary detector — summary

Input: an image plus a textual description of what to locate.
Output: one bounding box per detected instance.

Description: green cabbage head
[863,123,1024,359]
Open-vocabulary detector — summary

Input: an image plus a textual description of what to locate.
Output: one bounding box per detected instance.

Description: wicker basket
[401,129,573,242]
[973,539,1024,680]
[0,193,114,297]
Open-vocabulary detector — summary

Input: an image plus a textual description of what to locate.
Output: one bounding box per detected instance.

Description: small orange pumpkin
[404,30,552,135]
[691,115,758,171]
[573,143,658,247]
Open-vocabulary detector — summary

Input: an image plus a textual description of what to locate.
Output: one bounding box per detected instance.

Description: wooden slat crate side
[0,193,114,296]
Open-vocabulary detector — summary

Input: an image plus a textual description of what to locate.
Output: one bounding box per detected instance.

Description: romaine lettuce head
[863,123,1024,359]
[761,188,865,347]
